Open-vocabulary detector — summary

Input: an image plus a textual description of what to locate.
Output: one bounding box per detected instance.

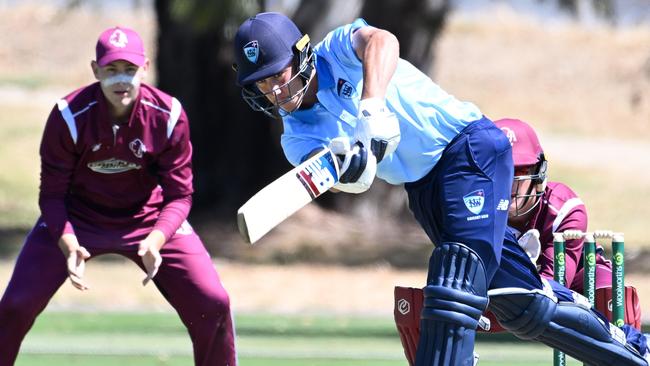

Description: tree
[155,0,290,218]
[359,0,449,72]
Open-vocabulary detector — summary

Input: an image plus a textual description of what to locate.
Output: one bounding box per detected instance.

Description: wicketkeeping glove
[354,97,401,162]
[328,137,377,194]
[518,229,541,264]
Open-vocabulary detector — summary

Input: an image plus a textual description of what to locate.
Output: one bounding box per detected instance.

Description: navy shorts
[405,117,542,290]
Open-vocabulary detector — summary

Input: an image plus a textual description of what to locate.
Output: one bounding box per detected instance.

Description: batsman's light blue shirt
[281,18,483,184]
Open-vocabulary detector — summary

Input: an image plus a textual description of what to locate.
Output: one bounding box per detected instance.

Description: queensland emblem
[500,127,517,146]
[109,29,128,48]
[129,138,147,158]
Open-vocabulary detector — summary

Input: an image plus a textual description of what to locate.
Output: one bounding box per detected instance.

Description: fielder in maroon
[0,26,236,366]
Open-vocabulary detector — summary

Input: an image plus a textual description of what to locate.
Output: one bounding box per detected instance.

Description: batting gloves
[354,97,401,162]
[329,137,377,194]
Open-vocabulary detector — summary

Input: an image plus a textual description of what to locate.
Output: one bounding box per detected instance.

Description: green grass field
[14,311,583,366]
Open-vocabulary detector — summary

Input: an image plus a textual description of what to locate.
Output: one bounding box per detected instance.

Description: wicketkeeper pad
[488,287,648,366]
[595,286,642,330]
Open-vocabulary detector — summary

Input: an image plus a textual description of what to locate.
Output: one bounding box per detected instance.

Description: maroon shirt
[513,181,588,288]
[39,82,193,244]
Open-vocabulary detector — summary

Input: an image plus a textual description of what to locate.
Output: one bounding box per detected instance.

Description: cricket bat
[237,149,340,244]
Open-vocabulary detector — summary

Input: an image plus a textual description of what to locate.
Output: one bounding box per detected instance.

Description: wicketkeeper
[498,117,641,328]
[232,12,649,366]
[0,26,236,366]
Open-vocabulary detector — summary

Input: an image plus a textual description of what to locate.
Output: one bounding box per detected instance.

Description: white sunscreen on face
[101,74,140,88]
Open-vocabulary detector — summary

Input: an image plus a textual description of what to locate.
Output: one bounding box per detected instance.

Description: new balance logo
[496,199,509,211]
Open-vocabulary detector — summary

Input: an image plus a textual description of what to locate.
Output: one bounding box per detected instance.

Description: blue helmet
[233,12,314,118]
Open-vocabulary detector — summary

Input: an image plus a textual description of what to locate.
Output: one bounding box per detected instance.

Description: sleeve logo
[337,79,357,99]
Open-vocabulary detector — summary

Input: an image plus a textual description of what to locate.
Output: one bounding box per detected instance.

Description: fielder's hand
[355,97,400,162]
[138,230,165,286]
[329,137,377,194]
[518,229,541,264]
[58,234,91,291]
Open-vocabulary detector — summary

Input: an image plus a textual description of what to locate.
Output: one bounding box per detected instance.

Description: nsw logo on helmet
[243,40,259,63]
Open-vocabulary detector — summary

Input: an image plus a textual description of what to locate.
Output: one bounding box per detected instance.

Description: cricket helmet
[232,12,315,118]
[495,118,548,216]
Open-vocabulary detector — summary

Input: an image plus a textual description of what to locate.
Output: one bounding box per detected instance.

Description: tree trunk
[155,0,290,218]
[360,0,449,73]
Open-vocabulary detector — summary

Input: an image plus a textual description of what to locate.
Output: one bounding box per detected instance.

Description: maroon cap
[96,26,145,66]
[494,118,543,166]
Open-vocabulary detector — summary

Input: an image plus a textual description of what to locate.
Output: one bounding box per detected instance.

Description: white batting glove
[328,137,377,194]
[518,229,541,264]
[354,97,400,162]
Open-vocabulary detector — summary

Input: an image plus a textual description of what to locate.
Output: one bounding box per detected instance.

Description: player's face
[255,64,305,113]
[93,59,149,114]
[509,165,538,217]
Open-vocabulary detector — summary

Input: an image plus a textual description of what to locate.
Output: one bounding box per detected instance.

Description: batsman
[232,12,649,366]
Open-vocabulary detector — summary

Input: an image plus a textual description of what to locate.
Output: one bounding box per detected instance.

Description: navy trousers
[405,117,542,290]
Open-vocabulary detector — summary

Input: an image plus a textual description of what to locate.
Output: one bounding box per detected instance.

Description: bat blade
[237,149,340,244]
